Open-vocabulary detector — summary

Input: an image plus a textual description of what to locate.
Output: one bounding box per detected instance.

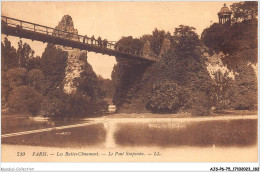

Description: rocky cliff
[53,15,86,94]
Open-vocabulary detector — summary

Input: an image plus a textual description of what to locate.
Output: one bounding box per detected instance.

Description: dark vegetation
[112,26,212,115]
[2,39,108,118]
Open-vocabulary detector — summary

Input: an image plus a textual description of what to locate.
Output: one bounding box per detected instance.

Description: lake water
[2,116,257,148]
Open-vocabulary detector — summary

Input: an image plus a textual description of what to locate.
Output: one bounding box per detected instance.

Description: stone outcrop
[159,38,171,56]
[205,52,235,79]
[53,15,79,42]
[142,40,153,59]
[53,15,86,94]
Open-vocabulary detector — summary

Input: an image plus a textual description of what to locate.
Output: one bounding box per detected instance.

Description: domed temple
[218,3,232,25]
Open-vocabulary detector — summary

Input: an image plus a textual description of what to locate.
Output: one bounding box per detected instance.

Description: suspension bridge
[1,16,160,62]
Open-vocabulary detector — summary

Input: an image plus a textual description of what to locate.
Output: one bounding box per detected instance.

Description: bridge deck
[1,16,159,62]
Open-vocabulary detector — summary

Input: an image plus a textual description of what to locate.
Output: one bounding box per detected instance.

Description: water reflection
[2,124,106,147]
[1,116,88,134]
[2,118,257,148]
[114,119,257,147]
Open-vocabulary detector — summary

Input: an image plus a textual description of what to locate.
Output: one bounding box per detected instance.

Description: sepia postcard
[1,1,259,171]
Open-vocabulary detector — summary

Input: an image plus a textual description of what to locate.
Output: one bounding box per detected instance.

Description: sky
[1,1,236,79]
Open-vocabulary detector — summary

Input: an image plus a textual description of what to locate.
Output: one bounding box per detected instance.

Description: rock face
[159,38,171,56]
[53,15,86,94]
[205,52,235,79]
[142,41,153,58]
[53,15,79,42]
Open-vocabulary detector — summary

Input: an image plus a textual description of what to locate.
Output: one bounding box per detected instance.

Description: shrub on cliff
[8,86,42,115]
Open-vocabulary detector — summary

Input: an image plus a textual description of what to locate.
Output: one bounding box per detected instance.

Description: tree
[98,75,115,104]
[8,86,42,115]
[231,1,258,22]
[41,44,68,95]
[232,65,257,110]
[28,69,45,92]
[27,56,42,71]
[1,72,11,105]
[73,62,108,115]
[165,25,212,115]
[1,37,18,71]
[115,36,143,52]
[201,23,227,54]
[146,81,186,113]
[150,28,167,55]
[172,25,200,57]
[212,70,234,112]
[139,28,169,55]
[6,68,27,89]
[40,95,67,119]
[17,40,35,69]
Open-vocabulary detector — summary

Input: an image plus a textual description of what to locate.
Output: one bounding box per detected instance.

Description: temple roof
[218,3,232,15]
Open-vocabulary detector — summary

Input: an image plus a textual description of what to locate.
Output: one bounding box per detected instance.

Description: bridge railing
[1,15,160,61]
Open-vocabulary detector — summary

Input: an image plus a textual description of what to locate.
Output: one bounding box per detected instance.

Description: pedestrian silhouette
[83,35,87,44]
[104,39,108,48]
[98,36,102,47]
[91,35,95,45]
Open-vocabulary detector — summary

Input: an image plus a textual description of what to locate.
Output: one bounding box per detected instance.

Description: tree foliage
[8,86,42,115]
[17,40,35,69]
[1,37,19,71]
[212,70,234,112]
[41,44,68,95]
[231,1,258,22]
[6,68,28,89]
[172,25,200,57]
[146,81,186,113]
[28,69,45,92]
[40,94,67,119]
[98,75,115,104]
[201,10,257,57]
[232,65,257,110]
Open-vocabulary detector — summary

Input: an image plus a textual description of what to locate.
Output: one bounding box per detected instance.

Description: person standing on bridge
[91,35,95,45]
[103,39,108,48]
[83,35,87,44]
[98,36,102,47]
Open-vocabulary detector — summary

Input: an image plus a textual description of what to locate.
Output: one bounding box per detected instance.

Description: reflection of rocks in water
[114,119,257,147]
